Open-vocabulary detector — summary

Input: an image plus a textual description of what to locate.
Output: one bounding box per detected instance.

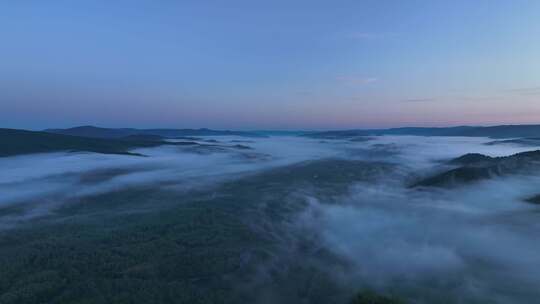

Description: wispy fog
[293,136,540,303]
[300,176,540,303]
[2,135,540,302]
[0,136,344,221]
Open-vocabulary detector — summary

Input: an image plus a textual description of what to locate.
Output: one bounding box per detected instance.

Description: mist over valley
[2,126,540,303]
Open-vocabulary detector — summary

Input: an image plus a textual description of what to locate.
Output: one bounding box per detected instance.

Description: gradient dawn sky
[1,1,540,130]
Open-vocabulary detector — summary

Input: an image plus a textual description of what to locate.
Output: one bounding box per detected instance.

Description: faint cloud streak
[507,87,540,96]
[337,76,378,86]
[401,98,437,103]
[346,31,394,40]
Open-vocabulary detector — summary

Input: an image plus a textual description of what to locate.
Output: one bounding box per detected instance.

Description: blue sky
[1,1,539,130]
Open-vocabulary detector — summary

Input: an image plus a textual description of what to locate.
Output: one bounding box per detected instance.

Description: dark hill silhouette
[45,126,264,139]
[0,128,167,157]
[412,150,540,188]
[304,125,540,139]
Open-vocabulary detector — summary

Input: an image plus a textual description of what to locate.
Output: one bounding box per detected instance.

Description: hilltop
[304,125,540,139]
[45,126,264,139]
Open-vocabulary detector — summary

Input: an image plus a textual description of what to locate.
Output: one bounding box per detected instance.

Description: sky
[1,0,540,130]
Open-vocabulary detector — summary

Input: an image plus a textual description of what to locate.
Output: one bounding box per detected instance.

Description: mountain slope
[412,150,540,188]
[45,126,264,139]
[0,128,166,157]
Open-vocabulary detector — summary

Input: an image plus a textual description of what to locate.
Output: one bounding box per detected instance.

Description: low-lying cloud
[2,134,540,302]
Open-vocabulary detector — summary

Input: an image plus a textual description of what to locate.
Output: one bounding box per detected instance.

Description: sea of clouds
[2,135,540,302]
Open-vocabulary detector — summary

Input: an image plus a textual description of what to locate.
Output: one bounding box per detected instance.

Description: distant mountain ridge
[0,128,263,157]
[43,124,540,139]
[45,126,264,139]
[0,128,167,157]
[304,124,540,139]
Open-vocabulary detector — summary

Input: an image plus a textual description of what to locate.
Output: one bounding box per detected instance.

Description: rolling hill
[0,128,168,157]
[45,126,264,139]
[304,125,540,139]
